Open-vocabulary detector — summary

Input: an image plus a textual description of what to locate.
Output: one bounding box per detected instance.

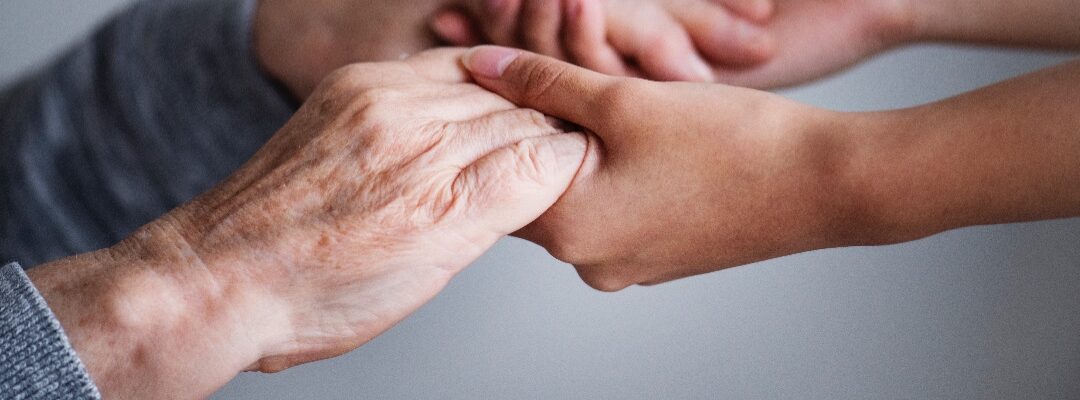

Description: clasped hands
[35,46,847,398]
[217,46,842,374]
[31,0,932,396]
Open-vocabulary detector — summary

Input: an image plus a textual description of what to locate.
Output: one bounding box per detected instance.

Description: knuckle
[544,239,585,265]
[322,64,376,94]
[515,108,554,130]
[352,87,402,110]
[348,88,408,134]
[539,226,596,266]
[577,269,633,293]
[519,61,568,106]
[510,139,549,183]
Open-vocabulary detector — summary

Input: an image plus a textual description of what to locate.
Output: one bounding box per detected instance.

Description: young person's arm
[461,46,1080,290]
[708,0,1080,88]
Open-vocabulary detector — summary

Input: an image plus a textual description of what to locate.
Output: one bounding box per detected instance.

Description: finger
[605,5,715,82]
[668,2,775,66]
[430,8,484,46]
[562,0,628,76]
[403,83,518,121]
[460,0,523,45]
[711,0,774,22]
[404,48,471,83]
[455,132,588,236]
[344,81,515,124]
[710,61,789,89]
[462,46,614,130]
[520,0,569,59]
[443,108,567,167]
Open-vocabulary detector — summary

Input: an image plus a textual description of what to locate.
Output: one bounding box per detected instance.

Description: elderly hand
[28,49,587,398]
[432,0,778,82]
[461,46,850,291]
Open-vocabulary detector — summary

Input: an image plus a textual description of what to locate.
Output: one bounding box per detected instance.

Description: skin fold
[431,0,778,81]
[28,49,587,399]
[17,0,1080,398]
[254,0,779,98]
[460,40,1079,290]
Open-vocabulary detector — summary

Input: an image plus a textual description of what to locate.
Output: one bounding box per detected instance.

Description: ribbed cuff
[0,263,100,400]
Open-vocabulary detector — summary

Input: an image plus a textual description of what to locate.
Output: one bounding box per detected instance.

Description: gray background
[3,1,1079,399]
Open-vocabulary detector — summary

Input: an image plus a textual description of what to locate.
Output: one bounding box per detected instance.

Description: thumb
[457,132,589,236]
[462,46,613,130]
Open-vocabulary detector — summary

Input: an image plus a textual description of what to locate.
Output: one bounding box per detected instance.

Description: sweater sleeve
[0,263,100,400]
[0,0,296,268]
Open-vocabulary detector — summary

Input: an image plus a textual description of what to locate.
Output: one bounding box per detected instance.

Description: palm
[714,0,913,88]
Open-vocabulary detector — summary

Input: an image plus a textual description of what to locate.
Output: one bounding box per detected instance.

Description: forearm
[25,218,282,399]
[911,0,1080,48]
[836,59,1080,244]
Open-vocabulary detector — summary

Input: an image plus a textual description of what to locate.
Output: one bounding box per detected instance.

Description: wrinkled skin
[171,49,590,371]
[30,49,588,399]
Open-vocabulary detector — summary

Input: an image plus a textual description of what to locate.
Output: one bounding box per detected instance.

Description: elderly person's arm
[0,1,294,397]
[0,0,295,268]
[8,49,587,399]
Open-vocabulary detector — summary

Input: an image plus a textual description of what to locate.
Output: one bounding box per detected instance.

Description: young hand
[461,46,848,290]
[432,0,778,82]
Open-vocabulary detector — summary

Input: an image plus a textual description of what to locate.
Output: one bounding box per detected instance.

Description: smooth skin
[431,0,777,80]
[460,2,1080,290]
[254,0,778,98]
[27,49,588,399]
[711,0,1080,88]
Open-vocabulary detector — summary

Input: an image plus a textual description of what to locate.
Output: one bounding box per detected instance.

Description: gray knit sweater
[0,0,295,397]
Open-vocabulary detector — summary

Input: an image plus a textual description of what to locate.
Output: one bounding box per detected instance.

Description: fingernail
[463,46,521,78]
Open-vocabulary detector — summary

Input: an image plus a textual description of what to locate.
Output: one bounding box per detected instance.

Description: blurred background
[3,1,1078,399]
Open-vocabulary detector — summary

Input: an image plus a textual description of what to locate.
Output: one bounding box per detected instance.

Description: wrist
[28,217,283,398]
[819,107,947,248]
[795,108,909,250]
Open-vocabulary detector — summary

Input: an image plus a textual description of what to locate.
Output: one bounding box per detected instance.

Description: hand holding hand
[462,46,852,290]
[711,0,917,88]
[433,0,778,82]
[30,49,587,398]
